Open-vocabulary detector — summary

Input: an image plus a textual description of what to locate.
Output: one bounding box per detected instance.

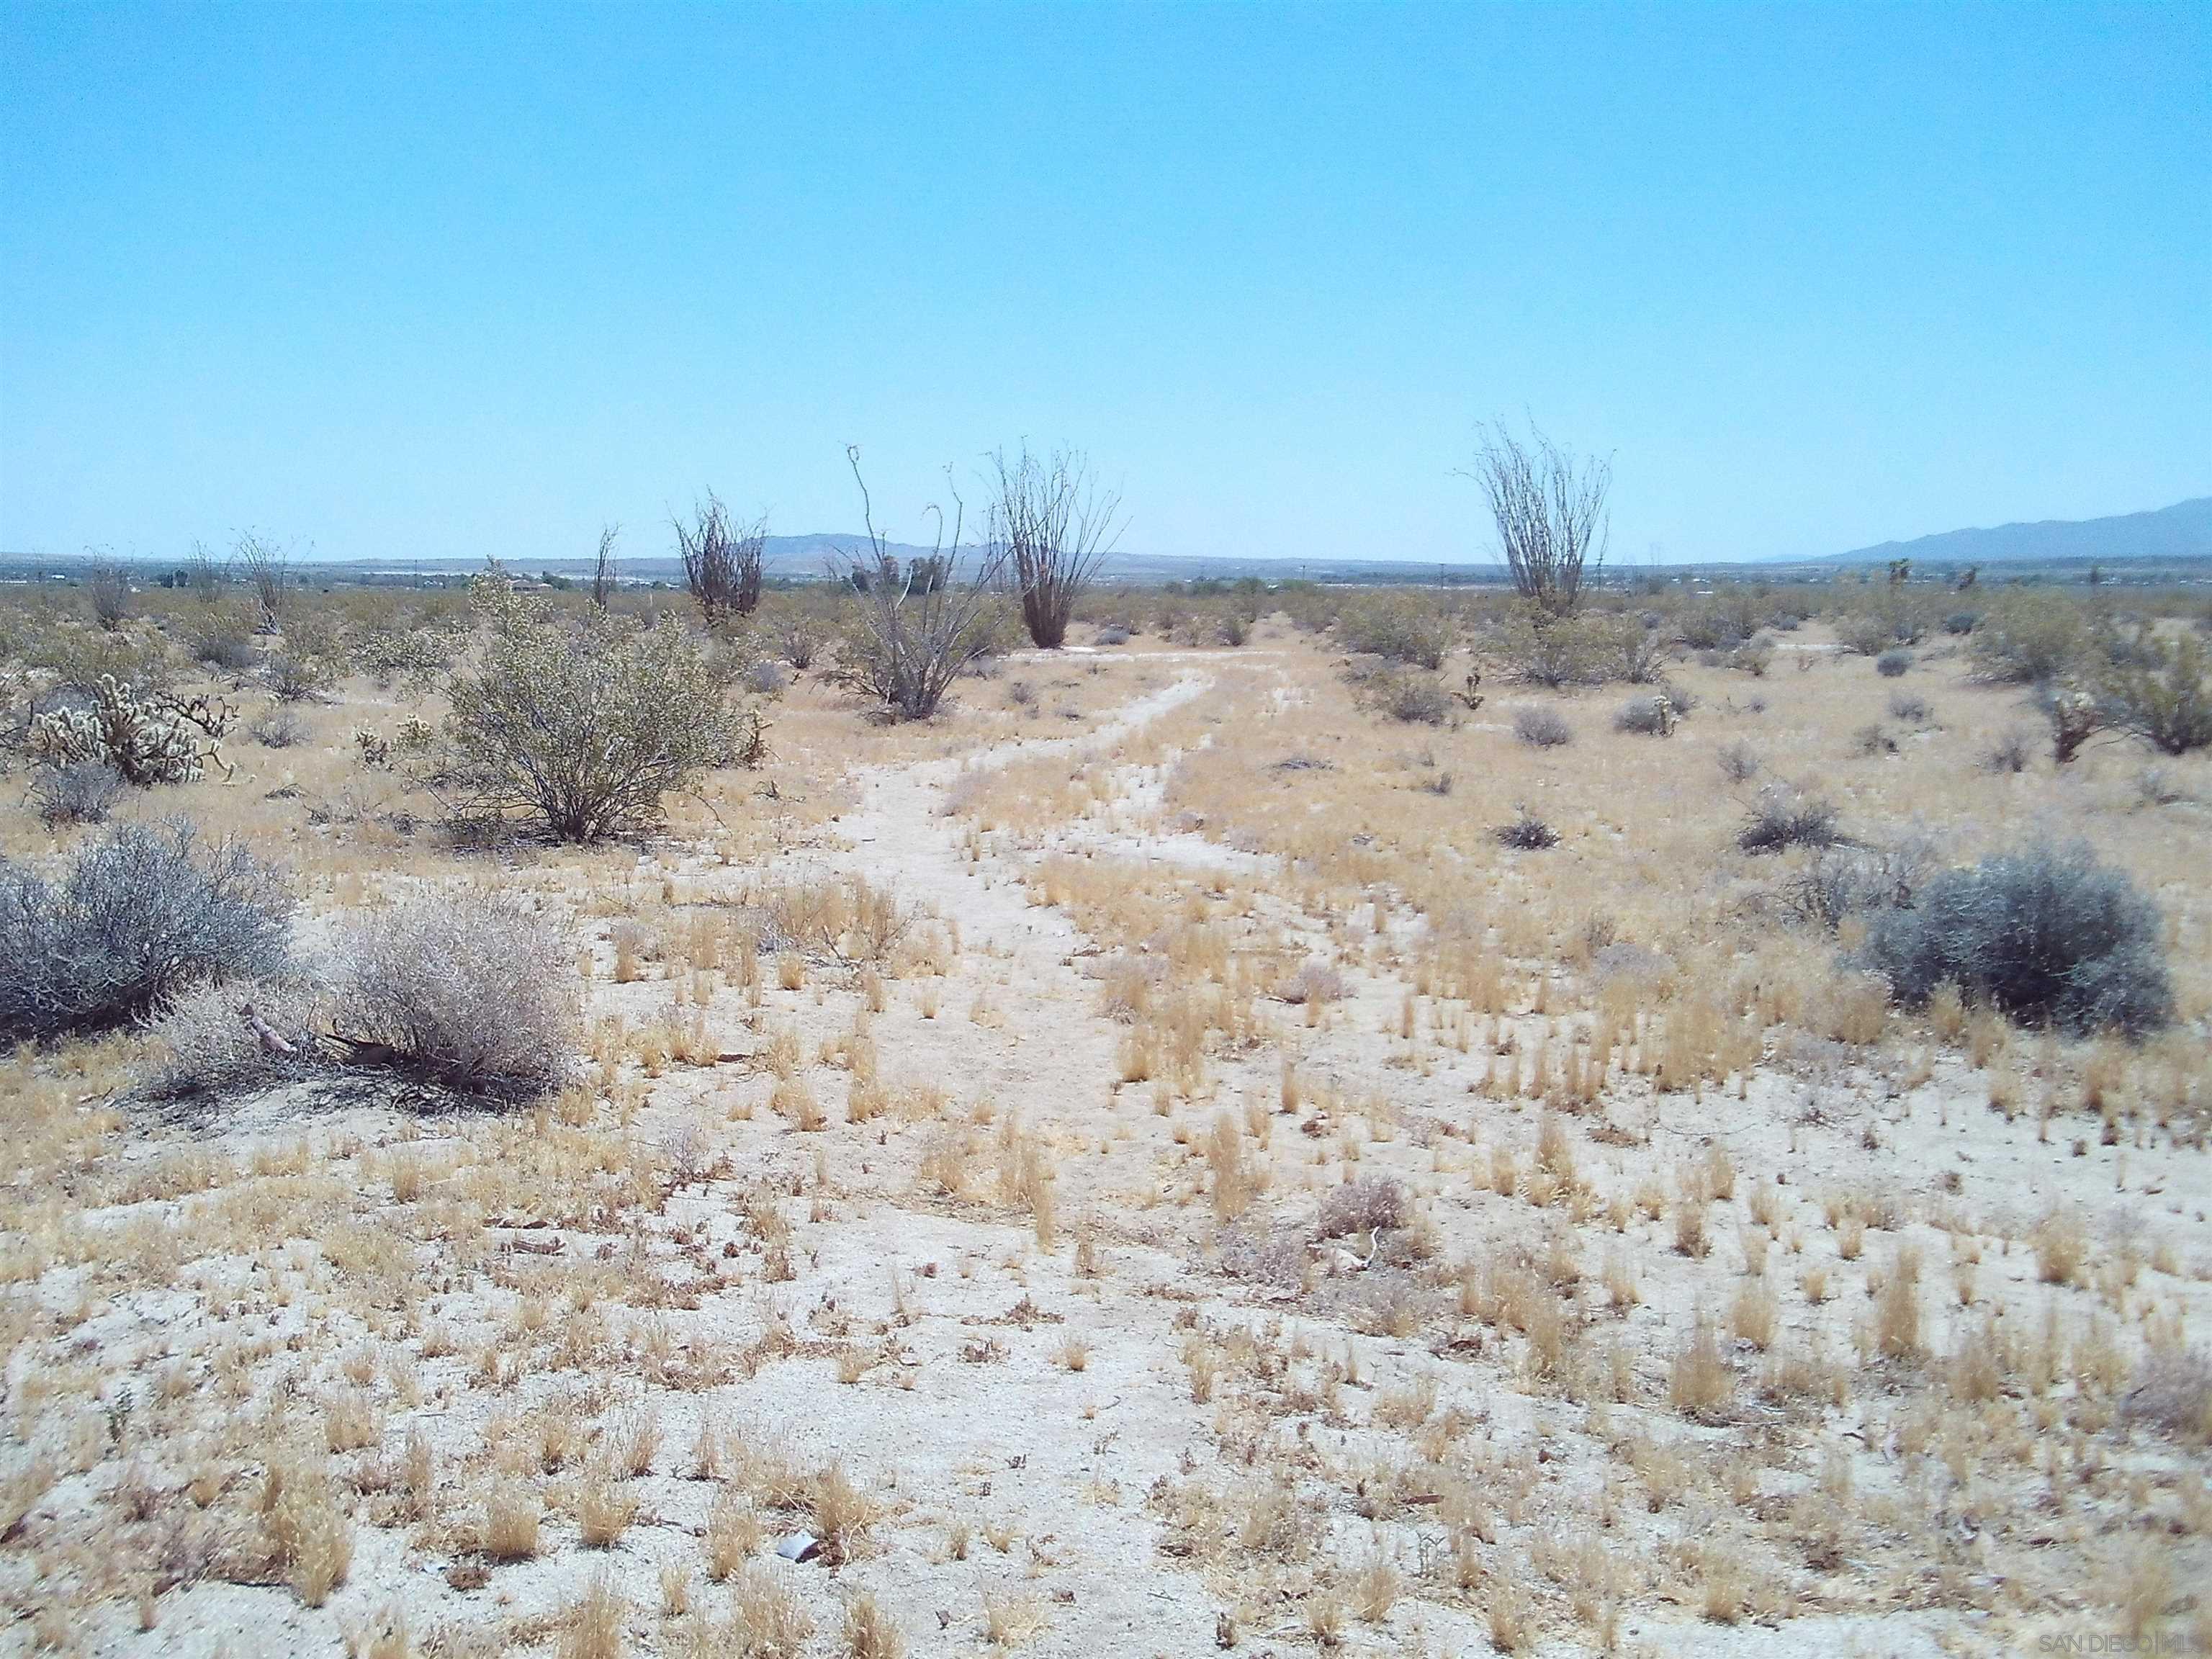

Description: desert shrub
[1834,592,1928,655]
[1942,610,1980,636]
[27,762,124,826]
[1727,639,1774,677]
[1972,593,2086,684]
[1875,649,1912,678]
[1316,1178,1406,1239]
[184,599,261,670]
[144,978,323,1097]
[1788,840,1933,931]
[1716,740,1760,783]
[1737,786,1840,855]
[1378,672,1447,724]
[0,819,292,1042]
[1337,595,1450,669]
[331,891,578,1096]
[1982,732,2033,774]
[2098,631,2212,755]
[1512,705,1572,748]
[428,571,764,841]
[746,660,791,696]
[1861,845,2170,1035]
[2125,1348,2212,1444]
[30,624,176,696]
[250,706,306,748]
[1093,625,1131,647]
[356,625,449,691]
[1678,603,1749,652]
[1612,696,1674,735]
[1496,809,1559,849]
[1583,612,1665,682]
[1486,611,1615,688]
[1887,692,1932,724]
[770,606,832,670]
[1851,722,1896,756]
[86,559,132,631]
[1346,663,1447,724]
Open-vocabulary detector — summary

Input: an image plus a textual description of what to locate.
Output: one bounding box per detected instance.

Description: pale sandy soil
[1,622,2207,1659]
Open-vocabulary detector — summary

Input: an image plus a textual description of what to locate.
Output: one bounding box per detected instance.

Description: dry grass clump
[1207,1111,1253,1220]
[1668,1318,1734,1419]
[840,1592,904,1659]
[557,1573,625,1659]
[482,1476,541,1560]
[811,1462,877,1565]
[706,1488,765,1579]
[259,1451,354,1607]
[575,1462,639,1547]
[331,889,580,1095]
[728,1564,814,1655]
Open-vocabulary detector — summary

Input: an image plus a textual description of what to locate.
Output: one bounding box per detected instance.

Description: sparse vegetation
[0,570,2203,1655]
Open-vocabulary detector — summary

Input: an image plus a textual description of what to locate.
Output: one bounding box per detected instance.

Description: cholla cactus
[395,716,435,752]
[29,675,235,785]
[354,727,394,769]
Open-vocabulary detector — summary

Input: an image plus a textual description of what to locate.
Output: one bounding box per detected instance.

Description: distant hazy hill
[1830,498,2212,566]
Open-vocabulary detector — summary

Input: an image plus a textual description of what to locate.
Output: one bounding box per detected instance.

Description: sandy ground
[2,629,2208,1659]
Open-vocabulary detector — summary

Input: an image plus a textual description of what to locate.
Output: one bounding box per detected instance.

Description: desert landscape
[0,541,2206,1659]
[4,6,2207,1655]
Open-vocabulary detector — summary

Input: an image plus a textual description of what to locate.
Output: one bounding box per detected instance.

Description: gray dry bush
[145,978,324,1097]
[1738,785,1842,855]
[0,819,292,1041]
[27,760,123,826]
[331,890,580,1095]
[1861,844,2172,1035]
[1316,1177,1407,1239]
[1512,704,1573,748]
[1789,839,1934,932]
[1716,739,1761,783]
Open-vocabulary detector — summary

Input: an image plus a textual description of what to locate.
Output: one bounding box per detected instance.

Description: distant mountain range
[9,499,2208,585]
[1827,498,2212,567]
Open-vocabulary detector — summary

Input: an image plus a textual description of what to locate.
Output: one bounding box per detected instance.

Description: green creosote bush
[424,569,765,841]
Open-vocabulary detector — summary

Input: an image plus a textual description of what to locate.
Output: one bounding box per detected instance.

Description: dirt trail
[823,671,1213,958]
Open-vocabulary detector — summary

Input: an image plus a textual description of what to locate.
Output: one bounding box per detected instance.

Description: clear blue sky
[3,2,2206,566]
